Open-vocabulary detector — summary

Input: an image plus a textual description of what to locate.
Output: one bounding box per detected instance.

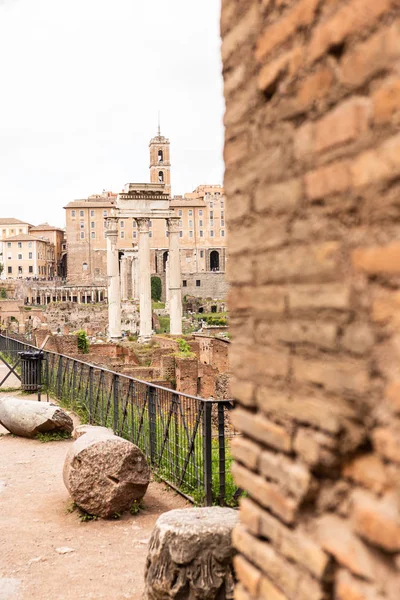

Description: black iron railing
[0,333,239,506]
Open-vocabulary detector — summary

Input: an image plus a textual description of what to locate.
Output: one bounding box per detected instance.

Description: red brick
[352,241,400,275]
[294,428,338,469]
[373,427,400,464]
[227,285,286,316]
[256,320,338,350]
[227,191,252,223]
[254,178,302,215]
[351,133,400,188]
[335,569,385,600]
[385,380,400,414]
[224,64,247,97]
[340,323,375,356]
[294,122,314,160]
[232,463,297,523]
[256,0,319,62]
[234,583,253,600]
[259,577,288,600]
[292,356,369,395]
[231,436,261,470]
[296,67,334,110]
[233,555,261,598]
[288,284,351,311]
[351,489,400,552]
[305,161,351,200]
[317,514,376,580]
[230,377,256,408]
[229,218,287,255]
[230,345,289,384]
[239,497,261,536]
[222,4,259,62]
[231,407,292,452]
[343,454,388,494]
[259,450,311,499]
[314,98,371,153]
[226,255,253,284]
[224,133,249,168]
[308,0,391,63]
[258,48,303,93]
[373,78,400,124]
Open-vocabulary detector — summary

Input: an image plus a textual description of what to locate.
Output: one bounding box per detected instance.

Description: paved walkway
[0,362,21,390]
[0,392,189,600]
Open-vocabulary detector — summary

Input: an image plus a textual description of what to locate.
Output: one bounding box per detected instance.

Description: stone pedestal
[105,215,122,340]
[136,218,152,343]
[144,507,238,600]
[167,218,182,335]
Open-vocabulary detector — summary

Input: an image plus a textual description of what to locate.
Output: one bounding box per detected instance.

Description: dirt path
[0,393,189,600]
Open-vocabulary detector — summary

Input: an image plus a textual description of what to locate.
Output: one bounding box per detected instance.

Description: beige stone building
[64,132,228,299]
[29,223,66,277]
[3,234,55,279]
[0,218,32,279]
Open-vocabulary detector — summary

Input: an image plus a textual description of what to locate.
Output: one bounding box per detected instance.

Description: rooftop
[5,234,51,243]
[0,217,32,226]
[30,223,64,232]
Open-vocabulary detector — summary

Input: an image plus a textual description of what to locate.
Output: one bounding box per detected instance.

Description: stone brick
[224,64,247,97]
[305,161,351,200]
[233,555,261,598]
[231,378,256,408]
[256,320,338,350]
[259,576,288,600]
[230,345,289,384]
[257,388,342,433]
[317,514,376,580]
[259,450,311,499]
[239,497,261,535]
[340,21,400,88]
[226,255,254,284]
[351,133,400,188]
[232,463,297,523]
[227,191,252,223]
[234,583,253,600]
[352,241,400,275]
[254,178,302,215]
[231,436,261,470]
[256,0,319,62]
[229,218,287,255]
[335,569,385,600]
[373,78,400,124]
[341,323,375,355]
[294,122,314,160]
[256,243,340,284]
[257,48,303,93]
[308,0,391,64]
[373,427,400,464]
[294,428,338,468]
[224,134,250,168]
[231,408,292,452]
[314,97,371,153]
[232,525,300,597]
[351,488,400,552]
[385,381,400,414]
[222,4,259,62]
[343,454,388,494]
[288,284,351,312]
[292,356,369,396]
[227,285,286,315]
[296,67,334,110]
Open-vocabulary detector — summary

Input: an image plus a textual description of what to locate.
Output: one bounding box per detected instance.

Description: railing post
[148,386,156,465]
[113,374,119,433]
[57,355,63,400]
[173,393,179,482]
[89,366,94,424]
[203,401,213,506]
[218,402,226,506]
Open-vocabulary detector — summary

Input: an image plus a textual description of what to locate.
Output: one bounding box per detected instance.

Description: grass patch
[156,316,170,333]
[152,301,165,310]
[0,387,21,393]
[35,430,72,442]
[66,502,99,521]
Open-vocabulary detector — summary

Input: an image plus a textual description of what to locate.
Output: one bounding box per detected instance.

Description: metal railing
[0,333,240,506]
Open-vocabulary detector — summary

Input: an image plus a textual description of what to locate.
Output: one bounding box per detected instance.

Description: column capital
[105,215,119,235]
[167,217,180,234]
[136,217,150,233]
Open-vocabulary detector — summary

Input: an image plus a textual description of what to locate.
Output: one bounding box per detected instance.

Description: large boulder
[144,507,239,599]
[63,432,150,518]
[0,397,73,438]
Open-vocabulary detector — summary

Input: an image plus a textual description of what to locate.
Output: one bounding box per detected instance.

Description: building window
[189,210,193,216]
[80,222,84,229]
[91,221,95,228]
[29,252,32,259]
[178,210,182,216]
[199,220,203,227]
[221,200,224,208]
[210,211,214,219]
[158,171,164,183]
[18,253,22,260]
[104,231,107,239]
[18,266,22,275]
[10,229,14,234]
[210,220,214,227]
[210,202,213,208]
[103,210,108,217]
[133,232,137,238]
[71,210,76,217]
[82,262,88,271]
[19,229,23,233]
[133,220,137,227]
[28,241,32,248]
[91,231,95,239]
[179,231,183,238]
[200,250,204,258]
[221,219,225,226]
[149,231,152,238]
[7,266,12,274]
[221,230,225,237]
[80,232,85,239]
[18,242,22,248]
[189,220,193,227]
[189,231,193,238]
[158,149,163,162]
[196,280,201,287]
[120,220,124,228]
[199,210,203,216]
[120,231,125,238]
[149,220,152,227]
[210,231,214,238]
[90,210,94,217]
[183,280,187,287]
[80,210,84,217]
[199,231,203,237]
[7,242,11,248]
[29,266,33,273]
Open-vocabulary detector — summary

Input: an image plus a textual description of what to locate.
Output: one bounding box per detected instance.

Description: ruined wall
[222,1,400,599]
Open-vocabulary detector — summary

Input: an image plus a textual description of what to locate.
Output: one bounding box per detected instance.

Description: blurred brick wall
[221,1,400,598]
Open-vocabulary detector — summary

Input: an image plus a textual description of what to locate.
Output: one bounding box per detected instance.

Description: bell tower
[149,123,171,196]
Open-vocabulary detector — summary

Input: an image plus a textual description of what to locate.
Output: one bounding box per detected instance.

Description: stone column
[136,218,152,343]
[132,245,139,301]
[105,215,122,340]
[167,218,182,336]
[120,255,129,302]
[165,254,170,310]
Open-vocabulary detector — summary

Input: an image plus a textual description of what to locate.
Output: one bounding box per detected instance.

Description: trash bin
[18,351,44,392]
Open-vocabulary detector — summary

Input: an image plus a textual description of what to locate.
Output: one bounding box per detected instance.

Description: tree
[151,276,162,301]
[77,330,90,354]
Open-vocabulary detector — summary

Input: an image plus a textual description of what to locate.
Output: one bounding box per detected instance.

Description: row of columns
[29,288,106,305]
[106,216,182,342]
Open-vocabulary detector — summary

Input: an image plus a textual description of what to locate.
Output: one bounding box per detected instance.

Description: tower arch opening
[210,250,220,271]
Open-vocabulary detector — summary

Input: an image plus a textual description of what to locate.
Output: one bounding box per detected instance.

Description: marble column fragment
[167,218,182,336]
[136,219,152,343]
[105,215,122,340]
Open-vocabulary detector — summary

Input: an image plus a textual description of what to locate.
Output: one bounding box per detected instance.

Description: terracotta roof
[0,217,32,226]
[30,223,63,232]
[64,200,115,209]
[5,234,51,243]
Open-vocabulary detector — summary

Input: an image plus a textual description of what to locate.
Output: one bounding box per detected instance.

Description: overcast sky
[0,0,224,228]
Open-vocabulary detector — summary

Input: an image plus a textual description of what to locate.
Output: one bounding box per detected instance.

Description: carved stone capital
[166,217,181,234]
[105,216,119,234]
[135,218,150,233]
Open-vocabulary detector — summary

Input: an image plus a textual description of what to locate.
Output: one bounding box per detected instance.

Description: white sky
[0,0,224,228]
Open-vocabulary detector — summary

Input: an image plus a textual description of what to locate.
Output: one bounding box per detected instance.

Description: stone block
[314,97,371,153]
[231,407,292,452]
[351,489,400,552]
[231,436,261,470]
[343,454,388,494]
[373,427,400,464]
[305,161,351,200]
[258,450,311,500]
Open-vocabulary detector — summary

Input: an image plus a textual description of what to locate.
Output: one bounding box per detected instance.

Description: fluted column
[136,218,152,343]
[120,255,129,302]
[105,214,122,340]
[165,254,170,310]
[167,217,182,335]
[132,245,139,301]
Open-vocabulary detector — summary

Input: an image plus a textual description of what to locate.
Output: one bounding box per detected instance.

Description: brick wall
[221,1,400,598]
